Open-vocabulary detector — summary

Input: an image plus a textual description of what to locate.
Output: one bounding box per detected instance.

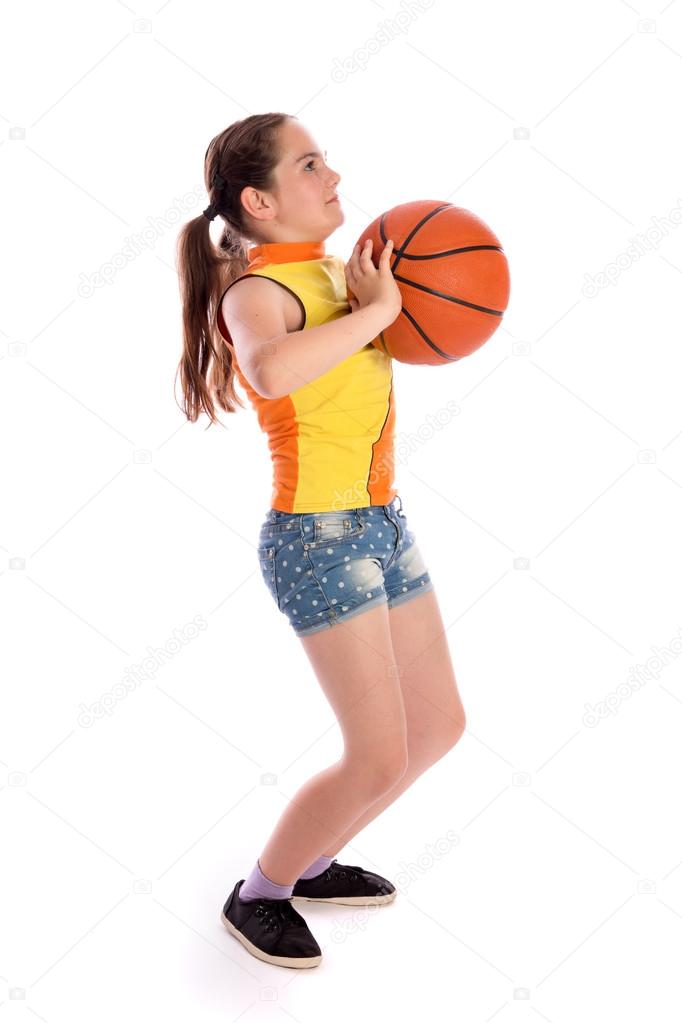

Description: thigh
[297,602,408,765]
[388,587,466,761]
[255,507,407,760]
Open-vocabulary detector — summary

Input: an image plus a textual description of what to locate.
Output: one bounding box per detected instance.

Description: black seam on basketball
[388,244,503,259]
[399,306,459,361]
[392,274,504,317]
[379,203,453,273]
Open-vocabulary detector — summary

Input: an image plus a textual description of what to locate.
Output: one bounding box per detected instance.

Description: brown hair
[174,112,293,426]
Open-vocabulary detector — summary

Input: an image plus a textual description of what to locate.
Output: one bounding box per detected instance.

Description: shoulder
[221,272,284,311]
[220,272,304,333]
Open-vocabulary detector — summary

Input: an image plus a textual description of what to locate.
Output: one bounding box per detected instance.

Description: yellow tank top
[217,240,397,513]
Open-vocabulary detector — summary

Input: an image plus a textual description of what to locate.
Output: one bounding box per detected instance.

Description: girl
[175,112,466,969]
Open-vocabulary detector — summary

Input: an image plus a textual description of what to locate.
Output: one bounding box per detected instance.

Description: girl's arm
[222,240,400,400]
[258,302,393,399]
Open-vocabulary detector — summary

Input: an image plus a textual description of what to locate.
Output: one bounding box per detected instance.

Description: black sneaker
[220,879,322,969]
[291,858,397,906]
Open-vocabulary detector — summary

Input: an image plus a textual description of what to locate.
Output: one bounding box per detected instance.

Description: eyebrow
[295,149,328,163]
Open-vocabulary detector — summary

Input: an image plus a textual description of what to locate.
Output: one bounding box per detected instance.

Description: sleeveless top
[216,239,397,513]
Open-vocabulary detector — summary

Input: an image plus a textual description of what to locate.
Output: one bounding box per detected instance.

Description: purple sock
[299,854,335,880]
[238,859,294,903]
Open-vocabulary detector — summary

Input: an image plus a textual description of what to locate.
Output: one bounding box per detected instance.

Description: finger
[379,238,394,270]
[360,238,373,269]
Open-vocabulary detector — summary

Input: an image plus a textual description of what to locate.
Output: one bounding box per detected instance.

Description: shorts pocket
[312,513,364,545]
[257,545,277,596]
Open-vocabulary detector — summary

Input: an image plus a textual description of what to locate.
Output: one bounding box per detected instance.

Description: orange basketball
[350,200,510,365]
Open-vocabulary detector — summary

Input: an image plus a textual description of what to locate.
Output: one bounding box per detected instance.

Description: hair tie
[203,170,228,221]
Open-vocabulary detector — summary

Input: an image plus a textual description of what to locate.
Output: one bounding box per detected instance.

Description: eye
[305,151,328,171]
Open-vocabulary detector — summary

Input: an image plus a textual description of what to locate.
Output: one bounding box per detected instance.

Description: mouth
[326,195,340,204]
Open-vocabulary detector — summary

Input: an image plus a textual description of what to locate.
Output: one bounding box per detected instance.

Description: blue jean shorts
[255,495,434,638]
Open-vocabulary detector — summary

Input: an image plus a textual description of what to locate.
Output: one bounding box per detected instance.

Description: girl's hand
[345,239,402,324]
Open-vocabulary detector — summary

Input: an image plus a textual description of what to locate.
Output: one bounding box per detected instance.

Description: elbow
[253,364,282,400]
[239,358,277,400]
[252,370,274,399]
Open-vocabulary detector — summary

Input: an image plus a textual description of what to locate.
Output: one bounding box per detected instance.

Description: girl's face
[251,119,344,242]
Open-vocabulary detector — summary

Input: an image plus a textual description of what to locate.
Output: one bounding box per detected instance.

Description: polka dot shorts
[255,495,434,638]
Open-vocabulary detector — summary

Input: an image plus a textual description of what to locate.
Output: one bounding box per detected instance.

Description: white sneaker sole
[291,890,397,906]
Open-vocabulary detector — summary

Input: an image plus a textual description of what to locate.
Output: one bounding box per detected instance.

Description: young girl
[176,112,466,969]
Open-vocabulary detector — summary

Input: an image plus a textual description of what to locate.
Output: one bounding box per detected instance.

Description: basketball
[350,200,510,365]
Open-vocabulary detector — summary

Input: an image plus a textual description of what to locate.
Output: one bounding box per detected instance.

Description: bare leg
[319,588,466,855]
[257,603,409,885]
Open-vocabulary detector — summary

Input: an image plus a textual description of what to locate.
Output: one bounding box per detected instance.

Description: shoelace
[321,861,391,895]
[324,859,367,882]
[254,898,299,932]
[326,866,349,881]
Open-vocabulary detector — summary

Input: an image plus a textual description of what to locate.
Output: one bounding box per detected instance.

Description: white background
[2,0,682,1016]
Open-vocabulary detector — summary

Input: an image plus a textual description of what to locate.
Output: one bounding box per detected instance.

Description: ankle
[239,859,294,903]
[298,854,335,880]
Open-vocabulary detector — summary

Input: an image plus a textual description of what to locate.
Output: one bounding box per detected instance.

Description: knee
[348,745,408,798]
[364,747,409,797]
[439,711,466,755]
[414,712,466,769]
[448,710,466,748]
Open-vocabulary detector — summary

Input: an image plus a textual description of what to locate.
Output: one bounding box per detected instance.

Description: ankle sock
[238,854,337,902]
[238,859,294,903]
[298,854,335,880]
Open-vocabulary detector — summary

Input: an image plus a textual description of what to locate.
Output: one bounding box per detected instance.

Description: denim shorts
[255,495,434,638]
